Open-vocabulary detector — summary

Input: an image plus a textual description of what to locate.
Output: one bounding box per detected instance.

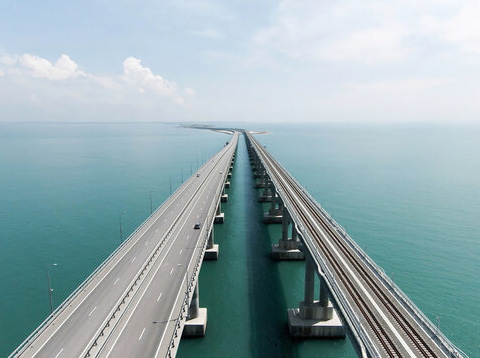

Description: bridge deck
[11,133,238,358]
[246,131,464,358]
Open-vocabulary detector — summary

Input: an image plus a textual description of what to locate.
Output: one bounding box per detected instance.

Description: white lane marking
[179,249,183,255]
[170,267,174,275]
[139,327,146,340]
[186,235,190,241]
[114,278,119,285]
[157,292,163,302]
[54,348,64,358]
[88,306,97,317]
[155,229,159,233]
[131,257,136,263]
[29,168,200,357]
[145,241,149,246]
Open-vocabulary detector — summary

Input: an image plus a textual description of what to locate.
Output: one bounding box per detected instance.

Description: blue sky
[1,0,479,123]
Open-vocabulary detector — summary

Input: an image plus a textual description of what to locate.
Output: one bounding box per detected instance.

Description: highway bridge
[245,131,467,358]
[10,128,468,358]
[10,132,238,358]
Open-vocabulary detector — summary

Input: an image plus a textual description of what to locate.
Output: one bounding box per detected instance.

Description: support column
[204,228,219,260]
[263,194,283,223]
[214,201,224,224]
[259,177,273,202]
[272,215,305,260]
[221,187,228,202]
[287,256,345,338]
[183,282,207,337]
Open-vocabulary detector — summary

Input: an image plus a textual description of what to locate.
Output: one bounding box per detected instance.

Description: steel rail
[246,131,468,358]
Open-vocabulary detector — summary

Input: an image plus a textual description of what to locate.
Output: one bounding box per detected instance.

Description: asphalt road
[13,132,238,358]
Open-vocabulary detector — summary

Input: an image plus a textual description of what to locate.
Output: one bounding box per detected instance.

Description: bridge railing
[247,132,469,358]
[8,154,207,358]
[166,136,238,358]
[246,135,378,358]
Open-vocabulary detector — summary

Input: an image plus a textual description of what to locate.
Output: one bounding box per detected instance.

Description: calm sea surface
[0,122,478,357]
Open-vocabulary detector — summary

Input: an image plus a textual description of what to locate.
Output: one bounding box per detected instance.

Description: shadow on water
[241,135,295,358]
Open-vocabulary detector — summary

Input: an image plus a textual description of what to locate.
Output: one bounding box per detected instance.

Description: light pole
[149,190,156,214]
[119,210,127,243]
[46,263,58,314]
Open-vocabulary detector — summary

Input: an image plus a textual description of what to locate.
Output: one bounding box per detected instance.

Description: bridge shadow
[242,137,297,358]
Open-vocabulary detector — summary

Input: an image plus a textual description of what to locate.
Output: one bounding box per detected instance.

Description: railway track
[247,133,443,358]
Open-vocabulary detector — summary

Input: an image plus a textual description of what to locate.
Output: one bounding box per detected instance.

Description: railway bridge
[246,130,467,358]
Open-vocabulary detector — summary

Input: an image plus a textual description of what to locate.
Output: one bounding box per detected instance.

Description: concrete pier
[272,216,305,260]
[287,258,345,338]
[263,193,283,223]
[183,283,207,336]
[214,202,224,224]
[204,229,219,260]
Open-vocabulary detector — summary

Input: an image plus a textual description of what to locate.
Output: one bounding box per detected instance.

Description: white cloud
[122,57,182,100]
[0,51,196,121]
[19,54,84,80]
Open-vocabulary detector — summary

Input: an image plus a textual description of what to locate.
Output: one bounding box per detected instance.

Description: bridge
[245,130,467,358]
[9,128,468,358]
[10,132,238,358]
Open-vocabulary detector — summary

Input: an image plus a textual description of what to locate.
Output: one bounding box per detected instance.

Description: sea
[0,122,478,357]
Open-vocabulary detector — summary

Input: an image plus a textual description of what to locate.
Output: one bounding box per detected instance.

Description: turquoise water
[0,123,478,357]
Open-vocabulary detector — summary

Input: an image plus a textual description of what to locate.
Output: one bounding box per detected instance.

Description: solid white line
[54,348,64,358]
[28,174,200,357]
[170,267,174,275]
[139,327,146,341]
[157,292,163,302]
[88,306,97,317]
[131,257,136,263]
[114,278,119,286]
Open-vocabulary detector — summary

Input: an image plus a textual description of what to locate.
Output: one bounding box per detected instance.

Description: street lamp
[46,263,58,314]
[119,211,127,243]
[149,190,156,215]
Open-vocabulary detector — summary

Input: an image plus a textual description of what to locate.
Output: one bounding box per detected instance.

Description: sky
[1,0,480,123]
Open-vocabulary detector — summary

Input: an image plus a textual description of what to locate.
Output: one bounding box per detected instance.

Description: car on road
[196,174,200,177]
[194,223,201,229]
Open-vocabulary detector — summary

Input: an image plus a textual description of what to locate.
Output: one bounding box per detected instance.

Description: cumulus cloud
[18,54,84,80]
[123,57,179,97]
[0,52,194,104]
[0,51,196,122]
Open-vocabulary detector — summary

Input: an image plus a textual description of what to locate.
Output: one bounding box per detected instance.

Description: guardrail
[9,135,237,358]
[8,167,201,358]
[246,132,468,358]
[166,135,238,357]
